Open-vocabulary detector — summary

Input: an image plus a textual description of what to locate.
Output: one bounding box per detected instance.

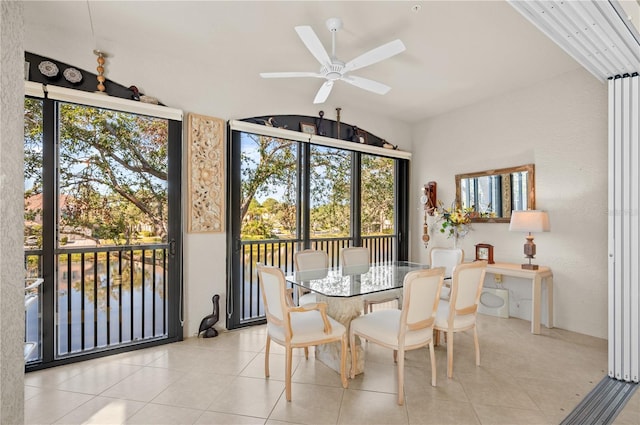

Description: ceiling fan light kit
[260,17,406,104]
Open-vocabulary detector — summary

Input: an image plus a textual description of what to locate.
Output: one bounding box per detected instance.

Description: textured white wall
[410,68,608,338]
[0,1,26,423]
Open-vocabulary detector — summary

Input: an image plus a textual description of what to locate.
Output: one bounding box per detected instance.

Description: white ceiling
[23,1,585,123]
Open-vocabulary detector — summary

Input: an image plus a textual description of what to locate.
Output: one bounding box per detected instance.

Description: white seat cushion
[435,299,477,330]
[268,310,345,345]
[351,309,433,348]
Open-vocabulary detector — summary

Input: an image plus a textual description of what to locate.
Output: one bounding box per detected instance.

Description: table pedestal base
[316,295,365,375]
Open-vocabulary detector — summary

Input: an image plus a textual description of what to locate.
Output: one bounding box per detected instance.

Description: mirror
[455,164,535,223]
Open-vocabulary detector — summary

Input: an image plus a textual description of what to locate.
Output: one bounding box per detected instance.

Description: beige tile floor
[24,314,640,425]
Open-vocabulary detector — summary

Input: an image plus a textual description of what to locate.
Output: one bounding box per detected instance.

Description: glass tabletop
[285,261,430,298]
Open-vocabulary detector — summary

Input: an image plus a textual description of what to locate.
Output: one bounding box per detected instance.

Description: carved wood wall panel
[188,113,225,233]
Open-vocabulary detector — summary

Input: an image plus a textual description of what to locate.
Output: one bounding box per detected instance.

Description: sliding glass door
[24,96,182,369]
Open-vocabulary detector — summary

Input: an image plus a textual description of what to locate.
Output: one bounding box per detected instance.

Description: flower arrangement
[434,201,473,240]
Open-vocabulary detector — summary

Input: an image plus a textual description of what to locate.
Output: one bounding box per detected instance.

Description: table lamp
[509,210,550,270]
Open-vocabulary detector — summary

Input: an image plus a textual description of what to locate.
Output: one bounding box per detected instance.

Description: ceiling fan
[260,17,406,104]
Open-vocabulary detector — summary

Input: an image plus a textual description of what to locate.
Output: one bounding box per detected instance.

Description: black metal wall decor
[25,52,162,104]
[316,110,327,136]
[241,114,389,148]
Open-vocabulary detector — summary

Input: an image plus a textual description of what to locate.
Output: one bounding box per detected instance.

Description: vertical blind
[608,74,640,383]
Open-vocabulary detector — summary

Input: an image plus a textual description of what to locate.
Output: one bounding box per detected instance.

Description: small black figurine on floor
[198,294,220,338]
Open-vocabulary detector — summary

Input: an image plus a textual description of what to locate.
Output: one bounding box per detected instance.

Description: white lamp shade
[509,210,550,233]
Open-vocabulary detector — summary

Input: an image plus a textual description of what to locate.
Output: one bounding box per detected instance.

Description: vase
[451,225,468,249]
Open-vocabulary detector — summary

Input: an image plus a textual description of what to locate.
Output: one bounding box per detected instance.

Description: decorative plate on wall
[38,60,59,78]
[63,67,83,84]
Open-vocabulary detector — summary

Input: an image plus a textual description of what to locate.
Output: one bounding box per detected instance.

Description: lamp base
[521,263,539,270]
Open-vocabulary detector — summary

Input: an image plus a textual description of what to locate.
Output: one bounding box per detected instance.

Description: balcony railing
[24,244,169,363]
[237,234,395,324]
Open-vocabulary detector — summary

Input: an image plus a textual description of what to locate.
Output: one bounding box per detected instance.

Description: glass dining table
[285,261,430,375]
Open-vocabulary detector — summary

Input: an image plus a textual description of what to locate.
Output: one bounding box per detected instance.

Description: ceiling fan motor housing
[323,62,345,80]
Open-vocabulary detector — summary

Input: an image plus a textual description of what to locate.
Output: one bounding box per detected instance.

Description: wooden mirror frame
[455,164,535,223]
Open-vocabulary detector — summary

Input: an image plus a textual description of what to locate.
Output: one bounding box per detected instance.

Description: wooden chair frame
[257,264,348,401]
[434,260,486,378]
[349,267,445,405]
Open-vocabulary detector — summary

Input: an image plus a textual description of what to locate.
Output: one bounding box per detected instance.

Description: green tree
[24,100,170,245]
[361,155,394,235]
[24,98,43,191]
[240,134,296,234]
[278,181,297,235]
[310,146,351,235]
[238,132,393,240]
[24,99,44,244]
[242,199,276,239]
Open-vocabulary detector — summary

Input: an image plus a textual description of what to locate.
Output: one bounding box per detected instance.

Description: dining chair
[256,263,348,401]
[293,249,329,305]
[341,246,401,313]
[430,247,464,300]
[434,260,486,378]
[293,249,329,359]
[349,267,445,405]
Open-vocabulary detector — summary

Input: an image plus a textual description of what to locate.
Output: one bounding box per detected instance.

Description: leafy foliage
[240,134,296,224]
[361,155,394,235]
[310,146,351,235]
[239,132,395,240]
[24,100,169,246]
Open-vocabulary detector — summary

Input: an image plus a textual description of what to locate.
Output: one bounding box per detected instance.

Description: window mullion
[351,152,362,247]
[300,142,310,248]
[41,98,57,363]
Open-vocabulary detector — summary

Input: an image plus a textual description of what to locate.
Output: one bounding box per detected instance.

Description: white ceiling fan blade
[313,81,334,104]
[295,25,332,68]
[344,39,406,72]
[341,75,391,95]
[260,71,322,79]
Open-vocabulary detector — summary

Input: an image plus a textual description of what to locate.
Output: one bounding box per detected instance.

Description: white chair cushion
[295,251,328,270]
[431,248,464,278]
[435,299,477,330]
[350,309,433,348]
[268,310,345,345]
[298,292,317,305]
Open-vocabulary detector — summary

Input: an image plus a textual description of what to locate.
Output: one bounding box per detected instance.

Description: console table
[484,262,553,335]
